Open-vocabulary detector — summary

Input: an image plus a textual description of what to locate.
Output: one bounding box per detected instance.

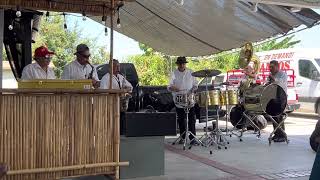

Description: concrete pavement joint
[164,144,261,179]
[165,144,311,180]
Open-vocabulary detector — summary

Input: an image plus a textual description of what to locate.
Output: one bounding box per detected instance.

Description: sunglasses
[79,53,91,58]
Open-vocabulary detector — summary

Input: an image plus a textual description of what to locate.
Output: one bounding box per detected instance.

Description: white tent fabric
[91,0,320,56]
[245,0,320,8]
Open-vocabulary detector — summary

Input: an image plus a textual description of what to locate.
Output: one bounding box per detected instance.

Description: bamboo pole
[6,162,129,175]
[115,94,120,180]
[1,93,124,179]
[109,0,115,89]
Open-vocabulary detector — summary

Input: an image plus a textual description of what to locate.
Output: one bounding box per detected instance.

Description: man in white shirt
[100,59,133,135]
[61,44,100,88]
[21,46,56,80]
[267,60,288,142]
[100,59,133,91]
[168,57,198,144]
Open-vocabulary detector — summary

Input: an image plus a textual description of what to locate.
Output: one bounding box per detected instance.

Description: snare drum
[175,93,195,108]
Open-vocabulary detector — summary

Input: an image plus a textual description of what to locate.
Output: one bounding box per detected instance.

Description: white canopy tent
[91,0,320,56]
[244,0,320,9]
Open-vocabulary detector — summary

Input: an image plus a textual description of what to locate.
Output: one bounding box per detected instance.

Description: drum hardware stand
[265,114,289,146]
[231,111,262,142]
[172,102,204,150]
[209,105,229,154]
[198,76,219,149]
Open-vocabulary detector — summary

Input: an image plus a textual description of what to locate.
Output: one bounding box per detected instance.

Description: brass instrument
[238,42,260,74]
[238,42,260,93]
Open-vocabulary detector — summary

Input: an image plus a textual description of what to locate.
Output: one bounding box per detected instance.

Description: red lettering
[290,52,294,58]
[277,54,282,59]
[284,61,290,69]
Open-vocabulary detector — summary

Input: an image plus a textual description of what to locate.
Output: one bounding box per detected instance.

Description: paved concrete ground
[67,115,318,180]
[296,102,316,114]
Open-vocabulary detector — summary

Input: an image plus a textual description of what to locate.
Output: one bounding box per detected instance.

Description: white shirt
[273,70,288,94]
[21,62,56,80]
[168,68,198,108]
[100,73,133,91]
[61,60,99,81]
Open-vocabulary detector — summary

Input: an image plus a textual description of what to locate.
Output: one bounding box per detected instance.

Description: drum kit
[172,69,289,151]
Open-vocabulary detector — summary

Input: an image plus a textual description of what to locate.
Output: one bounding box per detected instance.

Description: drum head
[264,84,287,116]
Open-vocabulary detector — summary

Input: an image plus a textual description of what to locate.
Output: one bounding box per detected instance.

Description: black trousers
[176,106,196,140]
[120,112,125,135]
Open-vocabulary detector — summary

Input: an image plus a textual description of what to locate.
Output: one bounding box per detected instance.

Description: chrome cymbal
[191,69,221,77]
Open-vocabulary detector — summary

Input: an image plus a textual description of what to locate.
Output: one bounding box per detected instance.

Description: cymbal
[191,69,221,77]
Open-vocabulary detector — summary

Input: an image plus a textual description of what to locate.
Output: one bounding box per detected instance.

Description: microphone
[87,61,94,80]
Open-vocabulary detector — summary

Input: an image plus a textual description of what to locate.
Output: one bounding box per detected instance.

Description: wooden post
[109,0,115,90]
[0,8,4,89]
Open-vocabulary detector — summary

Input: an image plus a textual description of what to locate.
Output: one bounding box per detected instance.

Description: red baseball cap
[34,46,54,58]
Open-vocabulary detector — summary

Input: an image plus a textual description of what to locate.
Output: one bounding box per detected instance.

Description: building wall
[2,61,17,88]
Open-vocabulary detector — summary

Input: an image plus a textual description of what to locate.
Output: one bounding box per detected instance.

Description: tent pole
[109,0,114,90]
[0,8,4,89]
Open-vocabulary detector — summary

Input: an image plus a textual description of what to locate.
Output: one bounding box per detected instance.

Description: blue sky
[68,9,320,61]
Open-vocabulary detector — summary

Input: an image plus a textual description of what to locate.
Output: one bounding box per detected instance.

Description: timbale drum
[196,90,220,107]
[243,83,287,116]
[175,93,195,108]
[197,89,239,107]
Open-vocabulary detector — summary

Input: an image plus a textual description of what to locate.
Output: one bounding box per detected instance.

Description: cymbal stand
[209,105,229,154]
[224,85,232,137]
[199,76,218,148]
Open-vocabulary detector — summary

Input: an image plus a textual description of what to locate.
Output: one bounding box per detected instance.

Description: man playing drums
[168,57,198,144]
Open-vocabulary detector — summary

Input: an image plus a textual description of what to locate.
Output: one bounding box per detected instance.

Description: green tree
[34,13,109,77]
[256,35,301,51]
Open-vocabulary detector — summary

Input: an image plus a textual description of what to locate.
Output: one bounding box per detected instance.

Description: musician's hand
[92,80,100,88]
[169,86,179,92]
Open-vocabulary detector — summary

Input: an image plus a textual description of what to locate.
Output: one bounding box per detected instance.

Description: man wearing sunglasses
[61,44,100,88]
[21,46,56,79]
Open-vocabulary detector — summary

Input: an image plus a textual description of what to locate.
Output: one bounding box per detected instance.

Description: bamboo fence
[0,90,128,180]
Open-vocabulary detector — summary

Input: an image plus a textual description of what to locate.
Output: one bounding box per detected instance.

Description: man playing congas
[168,57,198,144]
[267,60,288,142]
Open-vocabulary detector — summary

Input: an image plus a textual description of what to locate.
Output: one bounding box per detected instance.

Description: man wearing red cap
[21,46,56,79]
[61,44,100,88]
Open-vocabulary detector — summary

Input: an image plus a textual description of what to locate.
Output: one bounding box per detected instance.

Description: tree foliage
[33,13,109,77]
[128,36,300,86]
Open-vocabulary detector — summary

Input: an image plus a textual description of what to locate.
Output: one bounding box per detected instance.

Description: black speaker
[125,112,177,137]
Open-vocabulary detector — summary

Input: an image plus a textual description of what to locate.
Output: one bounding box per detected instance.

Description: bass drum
[230,105,245,129]
[244,83,287,116]
[230,105,267,130]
